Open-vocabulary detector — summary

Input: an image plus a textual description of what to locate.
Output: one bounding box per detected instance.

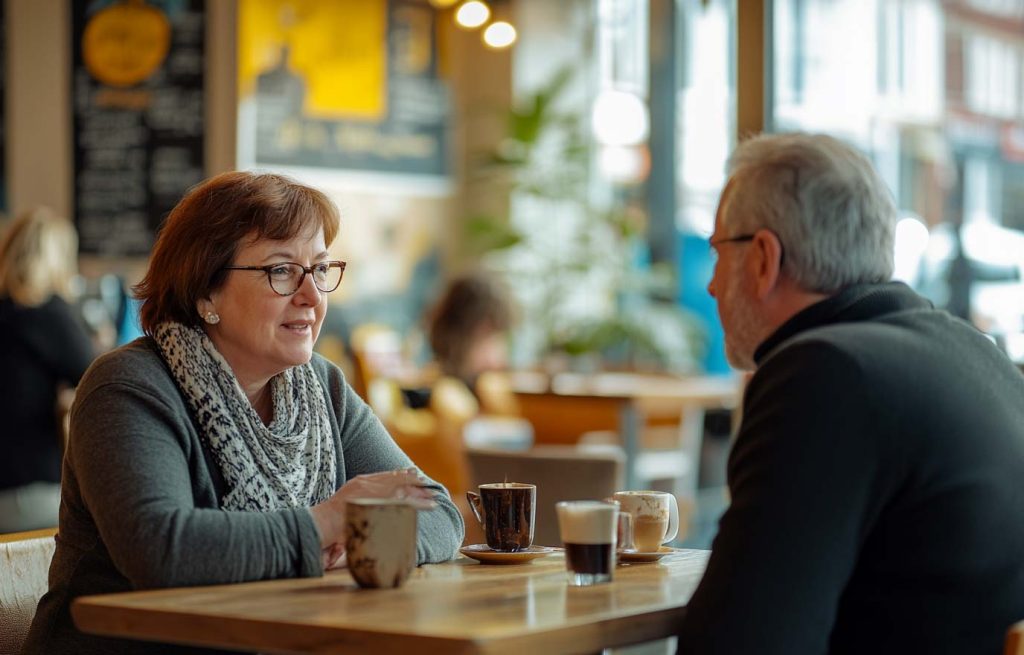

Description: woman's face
[464,326,508,380]
[202,227,329,390]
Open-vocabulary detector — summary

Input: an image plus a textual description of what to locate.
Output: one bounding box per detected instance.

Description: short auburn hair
[134,171,340,334]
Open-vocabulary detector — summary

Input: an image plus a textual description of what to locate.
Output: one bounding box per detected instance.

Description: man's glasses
[222,260,347,296]
[709,234,756,247]
[708,234,755,264]
[708,232,786,265]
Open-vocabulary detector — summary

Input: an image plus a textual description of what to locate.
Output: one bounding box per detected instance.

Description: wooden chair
[387,377,481,546]
[465,445,625,548]
[1007,620,1024,655]
[348,323,406,401]
[315,334,357,387]
[0,528,57,655]
[475,370,521,416]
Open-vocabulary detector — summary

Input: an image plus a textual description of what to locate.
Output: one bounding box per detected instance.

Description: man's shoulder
[747,319,922,417]
[764,306,968,374]
[750,305,1023,423]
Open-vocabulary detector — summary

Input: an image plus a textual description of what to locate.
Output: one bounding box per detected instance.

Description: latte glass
[555,500,618,586]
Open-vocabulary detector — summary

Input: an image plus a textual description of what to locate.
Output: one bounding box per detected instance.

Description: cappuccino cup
[612,490,679,552]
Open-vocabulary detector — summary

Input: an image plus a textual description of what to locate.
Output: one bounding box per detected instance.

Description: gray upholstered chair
[0,528,57,655]
[465,445,625,548]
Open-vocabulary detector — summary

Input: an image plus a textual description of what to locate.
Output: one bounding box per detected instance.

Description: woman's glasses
[222,261,346,296]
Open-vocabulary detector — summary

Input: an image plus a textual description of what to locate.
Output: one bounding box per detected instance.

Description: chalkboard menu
[245,0,449,178]
[72,0,205,256]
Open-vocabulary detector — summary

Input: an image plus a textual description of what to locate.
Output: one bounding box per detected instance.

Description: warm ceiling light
[455,1,490,29]
[428,0,459,7]
[483,21,517,48]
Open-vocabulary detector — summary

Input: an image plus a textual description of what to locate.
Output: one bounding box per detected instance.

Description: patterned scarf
[153,322,337,511]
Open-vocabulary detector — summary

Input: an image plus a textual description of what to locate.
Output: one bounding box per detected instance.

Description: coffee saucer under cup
[616,546,684,564]
[459,544,559,565]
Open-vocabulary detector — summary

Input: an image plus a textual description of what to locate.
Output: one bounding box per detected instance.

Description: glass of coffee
[555,500,618,586]
[466,482,536,552]
[611,490,679,552]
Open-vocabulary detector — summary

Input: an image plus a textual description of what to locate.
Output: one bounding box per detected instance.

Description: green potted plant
[464,66,704,373]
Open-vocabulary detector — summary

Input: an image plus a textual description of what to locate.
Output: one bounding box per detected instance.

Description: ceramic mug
[466,482,536,552]
[611,490,679,552]
[345,499,418,589]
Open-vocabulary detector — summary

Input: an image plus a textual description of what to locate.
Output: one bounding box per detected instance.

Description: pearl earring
[204,311,220,325]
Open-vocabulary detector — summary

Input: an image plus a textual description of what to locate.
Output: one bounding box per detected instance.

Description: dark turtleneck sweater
[678,282,1024,655]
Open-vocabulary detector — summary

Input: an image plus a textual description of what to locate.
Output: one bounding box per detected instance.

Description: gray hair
[724,133,896,294]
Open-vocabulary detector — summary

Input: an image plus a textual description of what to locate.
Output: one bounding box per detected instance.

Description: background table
[73,550,710,654]
[508,372,741,492]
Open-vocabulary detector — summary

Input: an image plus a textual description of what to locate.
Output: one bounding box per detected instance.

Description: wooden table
[508,372,741,492]
[72,550,709,655]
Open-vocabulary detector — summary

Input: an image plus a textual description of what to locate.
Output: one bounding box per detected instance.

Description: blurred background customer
[427,270,515,396]
[0,208,95,533]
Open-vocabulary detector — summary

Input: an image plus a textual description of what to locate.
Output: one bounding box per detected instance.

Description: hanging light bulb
[455,1,490,29]
[483,21,517,48]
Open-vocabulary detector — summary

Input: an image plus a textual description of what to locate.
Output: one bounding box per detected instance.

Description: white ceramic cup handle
[663,494,679,543]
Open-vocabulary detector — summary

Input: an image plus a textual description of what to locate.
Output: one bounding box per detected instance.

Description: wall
[6,0,72,219]
[4,0,237,279]
[3,0,510,299]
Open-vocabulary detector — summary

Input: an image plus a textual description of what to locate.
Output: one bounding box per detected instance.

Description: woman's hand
[322,543,346,570]
[309,468,438,558]
[336,468,438,509]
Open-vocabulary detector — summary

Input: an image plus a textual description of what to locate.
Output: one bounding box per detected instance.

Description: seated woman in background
[0,208,96,533]
[22,172,464,655]
[427,271,515,399]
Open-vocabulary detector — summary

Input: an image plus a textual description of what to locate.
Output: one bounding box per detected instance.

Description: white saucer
[459,544,559,564]
[617,546,684,564]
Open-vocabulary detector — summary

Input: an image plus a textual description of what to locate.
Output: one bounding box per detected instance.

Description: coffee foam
[556,502,618,544]
[614,491,670,520]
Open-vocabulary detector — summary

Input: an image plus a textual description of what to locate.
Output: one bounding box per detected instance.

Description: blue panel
[677,231,730,374]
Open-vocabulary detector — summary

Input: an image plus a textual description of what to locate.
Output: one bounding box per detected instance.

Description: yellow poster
[238,0,386,120]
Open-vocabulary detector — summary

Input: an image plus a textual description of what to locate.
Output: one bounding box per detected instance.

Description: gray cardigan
[22,337,464,655]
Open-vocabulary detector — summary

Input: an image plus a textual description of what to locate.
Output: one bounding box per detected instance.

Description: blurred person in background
[23,172,463,655]
[427,271,515,396]
[678,133,1024,655]
[0,208,96,533]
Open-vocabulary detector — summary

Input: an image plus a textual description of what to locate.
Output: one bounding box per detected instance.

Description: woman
[427,271,515,393]
[22,172,464,655]
[0,208,95,533]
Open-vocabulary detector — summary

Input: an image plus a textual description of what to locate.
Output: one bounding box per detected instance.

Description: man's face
[707,182,765,371]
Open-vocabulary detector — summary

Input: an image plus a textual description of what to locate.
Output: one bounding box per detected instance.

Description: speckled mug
[345,499,418,589]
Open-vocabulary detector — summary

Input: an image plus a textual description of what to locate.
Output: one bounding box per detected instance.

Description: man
[678,133,1024,655]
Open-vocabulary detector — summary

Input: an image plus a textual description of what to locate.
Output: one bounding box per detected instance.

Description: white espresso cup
[611,490,679,552]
